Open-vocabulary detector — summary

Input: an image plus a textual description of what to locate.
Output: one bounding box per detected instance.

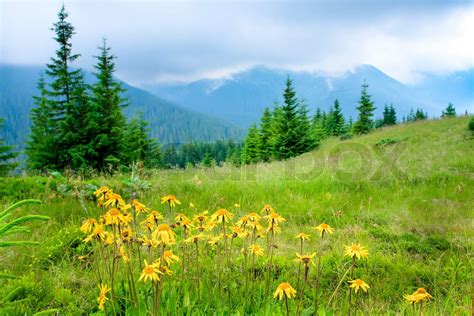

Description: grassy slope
[0,116,472,314]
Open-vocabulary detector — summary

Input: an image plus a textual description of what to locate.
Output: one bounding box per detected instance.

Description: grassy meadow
[0,116,472,315]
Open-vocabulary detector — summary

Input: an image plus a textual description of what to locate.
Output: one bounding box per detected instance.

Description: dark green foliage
[161,140,241,168]
[86,39,128,171]
[0,117,19,176]
[27,6,89,171]
[326,99,346,136]
[469,117,474,131]
[442,103,456,118]
[123,114,161,168]
[407,108,428,122]
[353,82,376,134]
[256,108,273,162]
[382,104,397,126]
[241,124,260,164]
[272,77,313,159]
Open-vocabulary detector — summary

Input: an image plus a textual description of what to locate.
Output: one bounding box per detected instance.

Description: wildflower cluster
[79,187,433,315]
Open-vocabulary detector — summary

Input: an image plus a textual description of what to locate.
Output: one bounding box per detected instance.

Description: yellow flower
[161,194,181,207]
[314,223,334,236]
[139,259,163,283]
[163,250,180,265]
[266,223,282,234]
[295,253,316,266]
[247,212,261,222]
[80,218,98,234]
[212,208,234,223]
[178,219,194,230]
[294,232,310,241]
[131,199,149,213]
[261,204,274,215]
[97,283,111,310]
[207,235,222,245]
[139,236,159,248]
[145,210,164,225]
[104,232,115,246]
[84,225,106,243]
[265,212,286,226]
[404,288,433,304]
[121,227,133,242]
[193,211,208,223]
[249,244,264,257]
[348,279,370,293]
[121,212,133,225]
[152,224,176,245]
[104,193,125,208]
[160,265,174,276]
[344,243,369,260]
[94,186,111,198]
[119,245,130,263]
[185,233,205,244]
[234,203,240,208]
[273,282,297,300]
[175,213,190,222]
[231,226,249,238]
[189,202,195,208]
[236,216,249,228]
[104,208,124,226]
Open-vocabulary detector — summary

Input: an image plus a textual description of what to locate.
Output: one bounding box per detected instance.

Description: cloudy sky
[1,0,473,86]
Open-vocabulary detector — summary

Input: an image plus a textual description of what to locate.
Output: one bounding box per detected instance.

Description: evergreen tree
[272,77,301,159]
[353,82,376,135]
[294,103,315,153]
[257,107,274,162]
[0,117,19,176]
[26,76,56,171]
[326,99,345,136]
[241,124,260,164]
[87,39,128,170]
[414,108,428,121]
[123,114,161,168]
[388,105,397,125]
[27,5,88,170]
[442,103,456,117]
[202,152,214,167]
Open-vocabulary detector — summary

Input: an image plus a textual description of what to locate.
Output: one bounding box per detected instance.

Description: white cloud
[0,0,473,85]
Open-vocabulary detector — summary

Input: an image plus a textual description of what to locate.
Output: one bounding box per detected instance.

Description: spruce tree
[26,76,56,171]
[272,77,301,159]
[241,124,260,164]
[353,82,376,135]
[0,117,19,176]
[388,105,397,125]
[27,5,88,170]
[87,39,127,170]
[442,103,456,117]
[123,114,161,168]
[257,107,274,162]
[294,103,314,153]
[326,99,345,136]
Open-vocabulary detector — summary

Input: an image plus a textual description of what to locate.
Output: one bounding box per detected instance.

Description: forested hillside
[0,65,243,147]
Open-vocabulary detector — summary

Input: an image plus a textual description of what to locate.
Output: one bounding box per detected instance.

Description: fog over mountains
[145,64,474,127]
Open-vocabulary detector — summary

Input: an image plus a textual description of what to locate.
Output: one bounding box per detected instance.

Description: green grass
[0,116,472,315]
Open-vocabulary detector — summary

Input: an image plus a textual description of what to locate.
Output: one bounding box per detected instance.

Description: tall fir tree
[0,117,19,176]
[123,114,161,168]
[442,103,456,117]
[26,76,56,170]
[294,103,315,153]
[353,82,376,135]
[257,107,274,162]
[241,124,260,164]
[388,105,397,125]
[87,39,128,170]
[27,5,88,170]
[326,99,345,136]
[272,77,301,159]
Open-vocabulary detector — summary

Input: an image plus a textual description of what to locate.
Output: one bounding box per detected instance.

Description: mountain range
[145,65,474,127]
[0,65,243,148]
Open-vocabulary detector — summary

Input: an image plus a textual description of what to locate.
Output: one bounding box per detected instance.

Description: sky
[1,0,473,86]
